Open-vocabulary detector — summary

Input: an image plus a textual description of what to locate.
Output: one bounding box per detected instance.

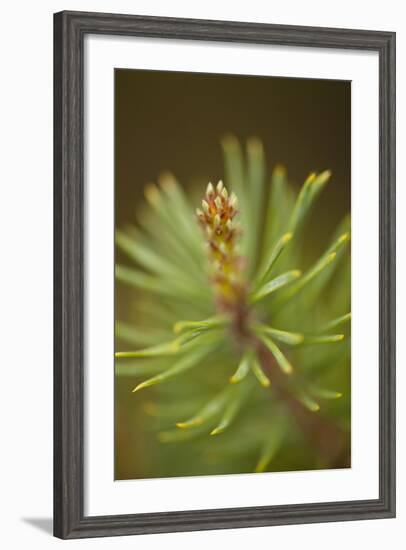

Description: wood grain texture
[53,10,396,539]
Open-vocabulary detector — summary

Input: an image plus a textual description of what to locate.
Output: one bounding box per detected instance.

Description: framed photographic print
[54,10,396,539]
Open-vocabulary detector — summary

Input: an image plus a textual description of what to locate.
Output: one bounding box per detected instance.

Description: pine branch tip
[321,169,332,180]
[132,381,148,393]
[339,232,350,243]
[274,164,286,177]
[176,418,203,429]
[247,136,263,154]
[144,182,160,205]
[306,172,317,185]
[158,171,176,191]
[221,134,238,149]
[285,364,294,375]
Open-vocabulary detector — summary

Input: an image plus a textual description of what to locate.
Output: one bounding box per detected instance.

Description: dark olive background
[114,69,351,480]
[115,69,350,229]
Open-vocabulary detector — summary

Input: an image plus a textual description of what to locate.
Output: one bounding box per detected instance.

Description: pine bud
[214,196,222,210]
[206,182,215,198]
[229,192,238,210]
[196,183,246,311]
[202,199,210,214]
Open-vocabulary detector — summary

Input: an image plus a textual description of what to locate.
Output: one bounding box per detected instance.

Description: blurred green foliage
[115,136,351,480]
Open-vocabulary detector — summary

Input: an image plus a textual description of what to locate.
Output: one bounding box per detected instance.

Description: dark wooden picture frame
[54,10,396,539]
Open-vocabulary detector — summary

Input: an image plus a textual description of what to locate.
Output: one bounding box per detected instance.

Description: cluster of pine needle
[115,135,351,479]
